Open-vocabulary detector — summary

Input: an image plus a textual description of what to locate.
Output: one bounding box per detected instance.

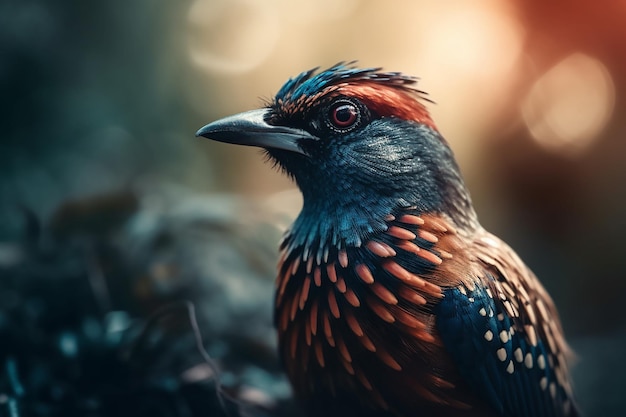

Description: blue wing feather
[437,281,576,417]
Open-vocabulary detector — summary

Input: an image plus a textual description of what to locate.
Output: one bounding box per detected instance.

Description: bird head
[197,63,476,248]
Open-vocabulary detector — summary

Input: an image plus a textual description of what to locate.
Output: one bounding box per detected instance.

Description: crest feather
[275,62,428,104]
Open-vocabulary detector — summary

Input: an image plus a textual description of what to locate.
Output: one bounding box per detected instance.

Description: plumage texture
[197,63,579,417]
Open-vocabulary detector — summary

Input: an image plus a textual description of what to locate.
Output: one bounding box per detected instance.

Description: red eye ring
[328,101,360,130]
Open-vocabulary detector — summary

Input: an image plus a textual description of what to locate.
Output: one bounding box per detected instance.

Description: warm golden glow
[522,53,615,157]
[277,0,359,23]
[187,0,280,73]
[414,1,525,159]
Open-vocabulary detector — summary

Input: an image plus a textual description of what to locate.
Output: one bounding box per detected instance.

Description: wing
[436,231,579,417]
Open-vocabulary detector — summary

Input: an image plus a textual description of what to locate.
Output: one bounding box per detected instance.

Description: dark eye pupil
[335,105,354,122]
[331,104,358,128]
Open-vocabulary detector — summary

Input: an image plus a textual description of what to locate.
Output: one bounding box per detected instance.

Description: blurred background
[1,0,625,416]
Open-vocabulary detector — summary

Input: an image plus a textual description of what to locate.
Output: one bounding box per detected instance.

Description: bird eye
[327,100,360,132]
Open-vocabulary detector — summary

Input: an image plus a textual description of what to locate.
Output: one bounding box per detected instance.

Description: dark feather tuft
[274,62,427,104]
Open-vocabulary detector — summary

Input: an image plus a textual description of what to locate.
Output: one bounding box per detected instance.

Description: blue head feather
[275,62,419,103]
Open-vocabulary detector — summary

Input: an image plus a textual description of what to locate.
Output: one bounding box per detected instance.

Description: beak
[196,108,313,155]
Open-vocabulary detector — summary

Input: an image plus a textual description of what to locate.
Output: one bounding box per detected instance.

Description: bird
[196,63,579,417]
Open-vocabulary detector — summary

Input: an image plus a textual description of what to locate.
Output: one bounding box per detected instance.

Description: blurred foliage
[0,0,211,239]
[0,187,295,416]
